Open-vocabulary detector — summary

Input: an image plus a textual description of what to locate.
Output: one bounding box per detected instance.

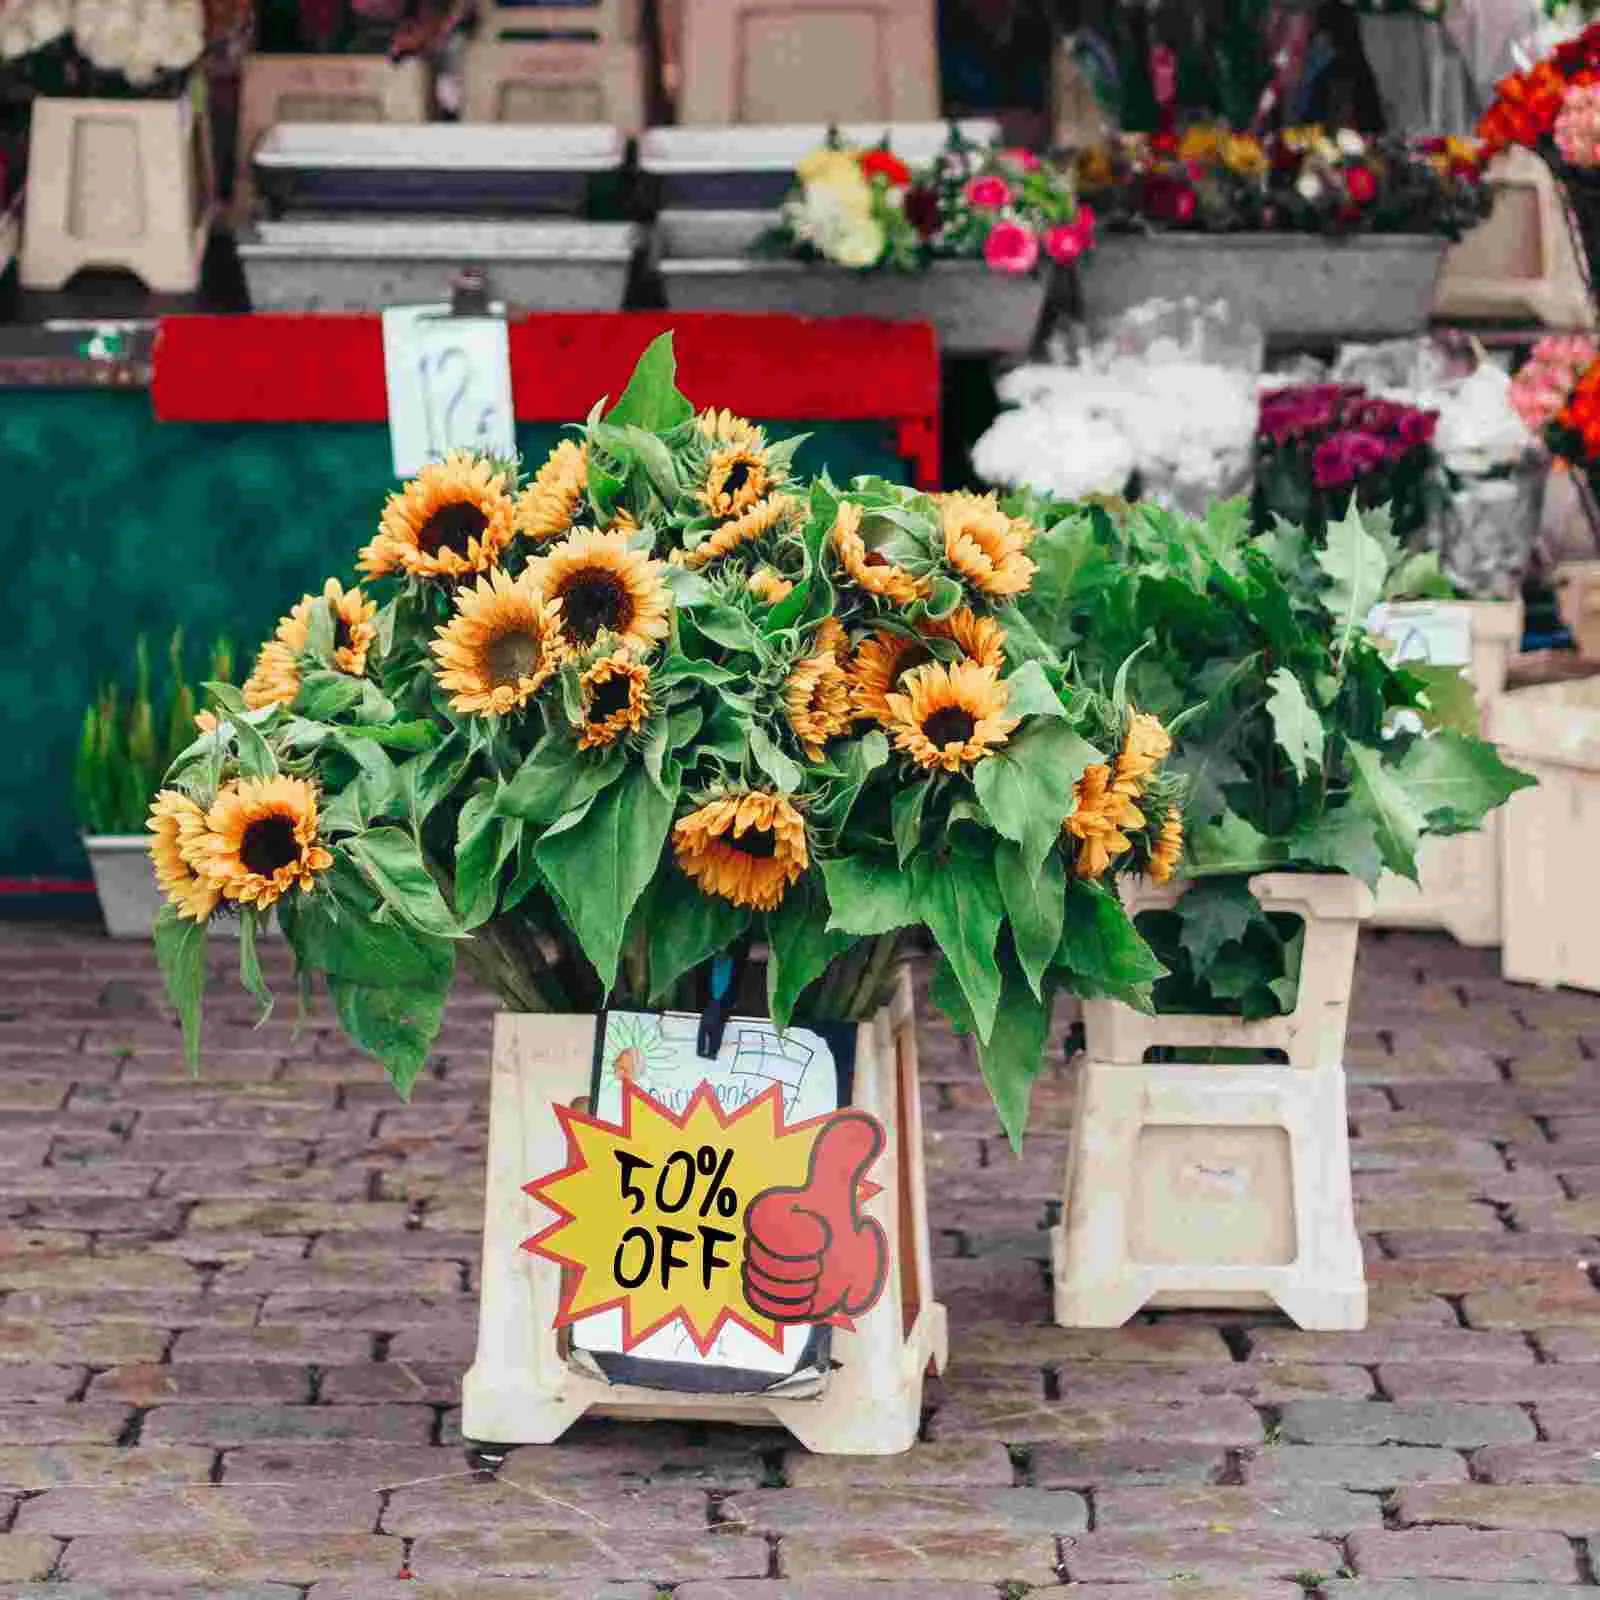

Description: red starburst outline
[522,1079,881,1356]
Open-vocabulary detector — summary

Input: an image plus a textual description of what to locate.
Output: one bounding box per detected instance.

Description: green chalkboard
[0,388,907,886]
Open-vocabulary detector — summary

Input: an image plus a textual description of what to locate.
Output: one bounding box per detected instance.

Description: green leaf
[821,853,915,936]
[928,954,974,1036]
[353,720,439,753]
[1316,500,1389,665]
[1289,806,1384,888]
[646,875,751,1004]
[602,332,694,433]
[662,567,717,609]
[535,765,678,992]
[1176,877,1258,972]
[913,845,1005,1043]
[975,721,1099,873]
[1018,512,1114,632]
[891,780,929,868]
[1395,732,1536,835]
[298,671,365,720]
[691,605,762,654]
[1403,665,1481,736]
[329,733,401,823]
[153,906,207,1075]
[750,724,803,794]
[406,733,471,838]
[924,574,963,619]
[500,736,626,824]
[1265,667,1324,782]
[1348,742,1428,882]
[1002,660,1068,721]
[974,942,1054,1152]
[231,714,278,780]
[356,682,396,724]
[237,905,273,1027]
[766,875,852,1030]
[327,968,451,1100]
[996,840,1065,1000]
[502,827,544,915]
[287,890,453,987]
[1055,878,1166,1004]
[1385,548,1456,600]
[455,787,519,930]
[1185,813,1287,876]
[347,828,466,940]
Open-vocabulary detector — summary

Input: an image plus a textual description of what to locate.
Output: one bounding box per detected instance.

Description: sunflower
[515,438,590,544]
[697,408,764,450]
[528,528,672,658]
[814,616,849,661]
[193,776,334,910]
[1148,806,1184,884]
[275,578,378,677]
[849,630,934,726]
[783,650,853,761]
[831,500,929,606]
[242,641,301,711]
[431,566,565,717]
[577,651,652,750]
[883,661,1020,773]
[747,566,794,605]
[359,450,515,581]
[700,439,771,520]
[146,790,220,923]
[1065,762,1143,879]
[1114,709,1172,793]
[927,606,1008,673]
[673,790,809,911]
[679,494,795,572]
[939,491,1037,598]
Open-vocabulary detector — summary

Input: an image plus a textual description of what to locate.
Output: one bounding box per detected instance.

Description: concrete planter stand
[1053,872,1372,1332]
[462,968,946,1456]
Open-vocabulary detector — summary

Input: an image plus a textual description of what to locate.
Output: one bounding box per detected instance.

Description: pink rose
[983,220,1040,274]
[1074,204,1097,247]
[1045,222,1085,264]
[966,174,1013,208]
[1001,147,1041,173]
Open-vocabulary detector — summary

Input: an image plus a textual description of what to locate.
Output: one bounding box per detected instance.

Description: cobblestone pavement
[2,924,1600,1597]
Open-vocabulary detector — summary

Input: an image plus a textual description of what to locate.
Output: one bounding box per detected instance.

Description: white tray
[254,121,627,172]
[639,119,1000,173]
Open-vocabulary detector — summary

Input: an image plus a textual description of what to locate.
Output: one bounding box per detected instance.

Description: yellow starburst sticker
[524,1081,890,1356]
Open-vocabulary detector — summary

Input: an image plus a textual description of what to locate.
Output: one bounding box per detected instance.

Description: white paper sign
[1366,602,1472,670]
[381,304,516,478]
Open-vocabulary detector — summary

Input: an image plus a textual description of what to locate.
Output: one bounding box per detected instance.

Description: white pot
[82,833,266,941]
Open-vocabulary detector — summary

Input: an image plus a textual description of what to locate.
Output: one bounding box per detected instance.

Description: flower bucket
[654,212,1049,354]
[1077,233,1448,342]
[1369,597,1525,947]
[1053,872,1372,1332]
[462,967,947,1457]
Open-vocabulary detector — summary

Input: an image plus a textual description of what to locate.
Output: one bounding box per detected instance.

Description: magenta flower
[1044,216,1095,264]
[1001,147,1042,173]
[966,174,1013,208]
[983,220,1040,274]
[1312,430,1388,489]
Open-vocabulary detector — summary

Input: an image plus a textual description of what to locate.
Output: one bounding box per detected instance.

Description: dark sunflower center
[723,460,752,498]
[239,814,300,877]
[587,673,634,722]
[332,607,354,651]
[891,646,932,691]
[923,707,977,747]
[560,572,632,646]
[417,501,488,559]
[485,628,544,688]
[733,827,778,859]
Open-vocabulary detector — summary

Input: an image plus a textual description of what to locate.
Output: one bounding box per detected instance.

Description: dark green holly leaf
[1348,742,1427,882]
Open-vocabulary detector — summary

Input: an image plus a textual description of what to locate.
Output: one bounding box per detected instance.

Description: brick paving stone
[1465,1288,1600,1329]
[1022,1360,1375,1403]
[219,1443,465,1486]
[1280,1399,1537,1447]
[257,1293,472,1329]
[0,1587,301,1600]
[1474,1444,1600,1484]
[1380,1363,1597,1403]
[186,1201,412,1235]
[1396,1483,1600,1532]
[57,1534,402,1585]
[0,1364,83,1401]
[141,1405,434,1445]
[87,1363,312,1405]
[675,1586,998,1600]
[782,1439,1011,1487]
[1036,1588,1302,1600]
[1246,1328,1532,1365]
[948,1322,1231,1365]
[0,1323,167,1366]
[384,1480,708,1536]
[1029,1443,1225,1489]
[777,1530,1058,1584]
[170,1328,374,1365]
[14,1484,381,1536]
[1242,1444,1468,1488]
[1359,1197,1504,1231]
[318,1363,461,1403]
[1347,1527,1582,1581]
[1533,1327,1600,1361]
[719,1485,1088,1535]
[0,1537,60,1582]
[313,1230,483,1263]
[0,1444,215,1489]
[0,1405,130,1444]
[1060,1530,1339,1583]
[1366,1283,1459,1325]
[927,1394,1263,1446]
[494,1433,771,1492]
[1383,1230,1599,1260]
[0,1252,201,1292]
[408,1531,768,1582]
[0,1291,262,1327]
[1322,1587,1589,1599]
[1512,1199,1600,1232]
[1532,1398,1600,1442]
[310,1586,657,1600]
[1094,1484,1380,1535]
[0,1230,88,1259]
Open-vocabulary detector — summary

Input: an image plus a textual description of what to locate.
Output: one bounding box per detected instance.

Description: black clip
[449,267,491,319]
[696,952,738,1061]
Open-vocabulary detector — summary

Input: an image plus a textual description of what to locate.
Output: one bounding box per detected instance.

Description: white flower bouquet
[0,0,202,93]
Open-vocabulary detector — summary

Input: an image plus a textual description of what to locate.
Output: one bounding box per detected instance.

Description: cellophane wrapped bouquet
[146,337,1183,1145]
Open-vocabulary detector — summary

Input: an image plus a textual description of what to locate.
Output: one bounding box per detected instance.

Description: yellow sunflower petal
[883,660,1020,773]
[528,527,672,658]
[516,439,589,544]
[939,491,1037,598]
[430,566,565,717]
[370,449,516,581]
[191,776,333,911]
[147,790,221,922]
[673,789,809,912]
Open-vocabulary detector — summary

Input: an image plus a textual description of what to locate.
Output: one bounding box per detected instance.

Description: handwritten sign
[381,303,516,478]
[523,1011,888,1377]
[1367,602,1472,670]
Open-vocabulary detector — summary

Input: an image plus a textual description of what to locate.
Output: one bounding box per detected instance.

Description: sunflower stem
[846,932,900,1022]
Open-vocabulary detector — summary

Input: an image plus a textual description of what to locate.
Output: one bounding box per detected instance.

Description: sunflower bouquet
[147,336,1182,1144]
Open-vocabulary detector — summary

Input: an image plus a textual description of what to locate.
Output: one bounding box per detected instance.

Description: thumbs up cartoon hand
[741,1111,889,1324]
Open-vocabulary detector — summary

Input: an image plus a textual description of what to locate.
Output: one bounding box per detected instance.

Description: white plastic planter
[1054,873,1372,1332]
[462,968,945,1456]
[1370,598,1524,947]
[83,834,262,942]
[1496,678,1600,992]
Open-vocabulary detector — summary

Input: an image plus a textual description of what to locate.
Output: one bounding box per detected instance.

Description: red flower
[1151,131,1179,156]
[1346,164,1377,204]
[861,148,911,188]
[904,187,940,237]
[966,174,1013,208]
[1141,173,1197,224]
